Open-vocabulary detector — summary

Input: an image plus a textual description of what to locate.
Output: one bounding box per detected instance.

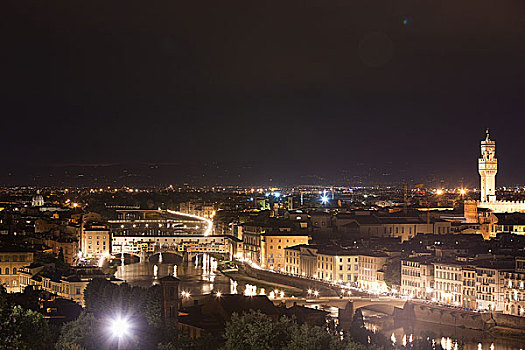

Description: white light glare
[110,316,130,339]
[321,195,329,204]
[166,209,213,236]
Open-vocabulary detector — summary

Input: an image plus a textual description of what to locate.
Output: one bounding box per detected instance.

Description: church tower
[478,129,497,202]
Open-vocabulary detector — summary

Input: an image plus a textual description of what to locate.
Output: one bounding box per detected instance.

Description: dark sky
[2,0,525,186]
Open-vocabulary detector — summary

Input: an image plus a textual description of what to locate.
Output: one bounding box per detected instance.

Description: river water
[362,310,525,350]
[115,254,236,295]
[116,257,525,350]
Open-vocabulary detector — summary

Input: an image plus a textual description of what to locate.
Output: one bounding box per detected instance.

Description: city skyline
[0,130,523,187]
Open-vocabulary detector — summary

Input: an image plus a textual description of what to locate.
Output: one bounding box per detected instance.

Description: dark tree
[0,285,52,350]
[58,248,65,263]
[56,312,101,350]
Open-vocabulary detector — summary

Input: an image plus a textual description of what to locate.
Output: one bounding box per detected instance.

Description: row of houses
[283,244,392,293]
[400,256,525,316]
[17,264,121,306]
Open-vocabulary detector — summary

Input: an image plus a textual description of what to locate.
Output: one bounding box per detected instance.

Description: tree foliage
[56,312,100,350]
[0,294,52,350]
[221,310,381,350]
[384,258,401,289]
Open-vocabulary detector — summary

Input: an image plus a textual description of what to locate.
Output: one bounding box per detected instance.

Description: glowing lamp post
[110,315,131,350]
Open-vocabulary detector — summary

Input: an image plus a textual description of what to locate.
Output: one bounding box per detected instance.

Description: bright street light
[110,316,131,339]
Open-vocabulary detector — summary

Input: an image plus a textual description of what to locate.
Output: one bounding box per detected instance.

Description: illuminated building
[433,261,464,306]
[479,129,497,203]
[334,212,451,242]
[44,237,78,265]
[284,245,301,275]
[79,222,111,260]
[400,257,434,299]
[0,247,34,293]
[260,232,310,271]
[112,234,236,256]
[503,257,525,316]
[465,130,525,225]
[475,260,512,312]
[462,266,477,309]
[242,221,295,266]
[315,248,359,284]
[31,190,44,207]
[18,265,120,306]
[357,252,389,292]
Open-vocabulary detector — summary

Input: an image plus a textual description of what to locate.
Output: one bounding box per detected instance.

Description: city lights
[166,209,213,236]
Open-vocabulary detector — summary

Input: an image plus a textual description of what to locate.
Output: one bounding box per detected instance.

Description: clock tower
[478,129,497,202]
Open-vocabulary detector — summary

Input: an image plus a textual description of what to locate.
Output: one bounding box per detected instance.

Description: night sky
[2,1,525,186]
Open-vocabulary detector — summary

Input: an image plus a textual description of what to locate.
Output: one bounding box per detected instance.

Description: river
[362,310,525,350]
[115,253,236,295]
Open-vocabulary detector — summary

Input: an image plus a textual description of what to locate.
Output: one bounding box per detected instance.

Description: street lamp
[110,316,130,339]
[109,315,131,350]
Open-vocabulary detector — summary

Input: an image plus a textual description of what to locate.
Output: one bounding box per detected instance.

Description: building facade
[261,233,310,271]
[0,248,34,292]
[358,252,388,292]
[400,258,434,299]
[434,261,464,306]
[316,249,359,284]
[80,222,111,260]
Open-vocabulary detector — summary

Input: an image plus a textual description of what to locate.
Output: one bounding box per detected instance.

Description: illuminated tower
[478,129,497,202]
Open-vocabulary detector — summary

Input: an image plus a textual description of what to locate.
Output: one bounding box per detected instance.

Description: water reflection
[363,310,525,350]
[115,254,232,296]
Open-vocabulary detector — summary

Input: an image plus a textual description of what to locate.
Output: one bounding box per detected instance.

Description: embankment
[240,263,339,297]
[394,301,525,333]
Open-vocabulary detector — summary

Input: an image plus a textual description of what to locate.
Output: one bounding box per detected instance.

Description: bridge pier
[139,251,151,263]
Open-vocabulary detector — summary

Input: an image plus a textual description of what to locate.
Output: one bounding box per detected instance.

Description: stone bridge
[131,249,228,264]
[279,297,407,315]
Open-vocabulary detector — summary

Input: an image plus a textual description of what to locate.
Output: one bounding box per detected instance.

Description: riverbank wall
[394,301,525,333]
[240,263,339,296]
